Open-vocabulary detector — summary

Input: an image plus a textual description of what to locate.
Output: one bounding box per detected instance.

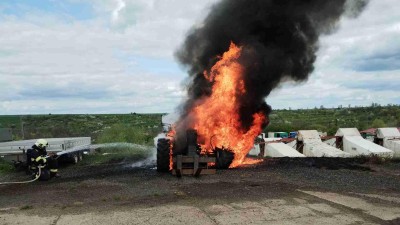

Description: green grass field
[0,113,163,144]
[265,105,400,135]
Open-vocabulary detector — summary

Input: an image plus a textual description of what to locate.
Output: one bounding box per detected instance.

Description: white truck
[335,128,393,158]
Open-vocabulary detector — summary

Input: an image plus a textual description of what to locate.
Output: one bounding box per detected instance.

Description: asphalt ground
[0,157,400,224]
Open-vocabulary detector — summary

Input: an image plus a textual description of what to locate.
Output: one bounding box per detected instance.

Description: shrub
[97,123,156,145]
[0,158,14,174]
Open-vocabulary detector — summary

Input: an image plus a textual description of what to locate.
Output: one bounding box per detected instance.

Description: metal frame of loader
[172,154,216,177]
[157,129,233,177]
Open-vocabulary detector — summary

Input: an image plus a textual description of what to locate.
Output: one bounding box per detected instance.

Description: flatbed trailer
[0,137,91,165]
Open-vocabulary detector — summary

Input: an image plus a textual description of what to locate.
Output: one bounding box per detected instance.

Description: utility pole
[20,116,25,140]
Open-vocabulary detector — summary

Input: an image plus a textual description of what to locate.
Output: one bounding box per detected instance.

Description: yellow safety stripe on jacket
[50,169,58,173]
[35,156,47,164]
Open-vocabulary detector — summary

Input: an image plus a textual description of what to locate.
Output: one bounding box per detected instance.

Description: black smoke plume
[174,0,368,147]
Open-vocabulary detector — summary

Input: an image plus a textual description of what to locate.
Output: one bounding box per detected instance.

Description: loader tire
[157,138,171,172]
[216,149,234,169]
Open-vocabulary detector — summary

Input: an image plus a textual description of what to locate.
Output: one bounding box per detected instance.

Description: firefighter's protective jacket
[27,145,59,175]
[27,145,47,168]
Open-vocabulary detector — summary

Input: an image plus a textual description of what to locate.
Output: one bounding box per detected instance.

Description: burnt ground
[1,157,400,224]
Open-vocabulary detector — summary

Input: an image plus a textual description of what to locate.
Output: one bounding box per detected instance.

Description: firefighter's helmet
[35,139,48,149]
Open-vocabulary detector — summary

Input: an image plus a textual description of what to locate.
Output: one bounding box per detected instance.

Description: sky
[0,0,399,115]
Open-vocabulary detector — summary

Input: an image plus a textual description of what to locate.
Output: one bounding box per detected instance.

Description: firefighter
[26,139,60,179]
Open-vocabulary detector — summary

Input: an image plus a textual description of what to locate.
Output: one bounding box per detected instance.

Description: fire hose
[0,153,66,185]
[0,166,43,185]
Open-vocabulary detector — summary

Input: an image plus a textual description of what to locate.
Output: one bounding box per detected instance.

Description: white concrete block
[265,143,305,157]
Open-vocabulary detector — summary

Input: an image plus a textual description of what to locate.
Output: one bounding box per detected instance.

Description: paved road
[2,157,400,225]
[1,190,399,225]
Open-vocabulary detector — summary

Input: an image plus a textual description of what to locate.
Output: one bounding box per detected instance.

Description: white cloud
[111,0,126,24]
[0,0,399,114]
[0,0,217,114]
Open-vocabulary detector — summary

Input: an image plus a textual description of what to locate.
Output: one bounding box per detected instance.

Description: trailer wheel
[157,138,171,172]
[216,149,234,169]
[77,152,83,162]
[72,153,79,164]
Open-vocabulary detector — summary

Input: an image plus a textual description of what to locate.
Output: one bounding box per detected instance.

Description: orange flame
[188,43,265,167]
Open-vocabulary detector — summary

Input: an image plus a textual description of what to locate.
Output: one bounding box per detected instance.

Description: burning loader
[157,129,234,177]
[162,0,370,175]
